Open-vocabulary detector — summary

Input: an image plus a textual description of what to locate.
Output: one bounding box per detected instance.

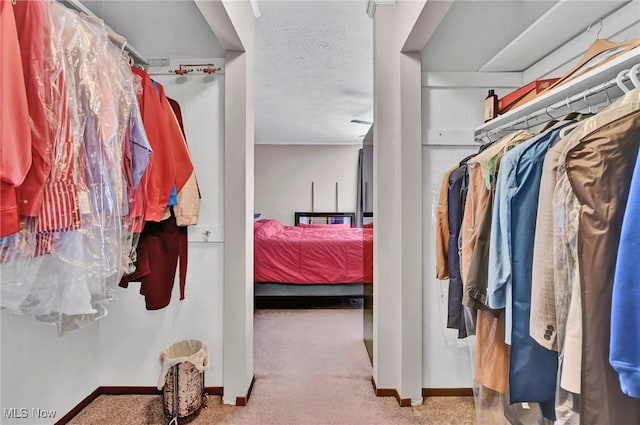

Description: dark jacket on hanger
[446,164,470,338]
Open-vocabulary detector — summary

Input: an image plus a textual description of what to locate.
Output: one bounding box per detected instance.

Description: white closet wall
[99,72,226,387]
[255,144,361,225]
[1,313,100,424]
[421,79,520,388]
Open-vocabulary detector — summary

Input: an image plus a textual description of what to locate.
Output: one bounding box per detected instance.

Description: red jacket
[131,67,194,222]
[132,67,175,222]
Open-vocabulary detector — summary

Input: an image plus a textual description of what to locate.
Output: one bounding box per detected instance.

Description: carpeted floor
[69,309,476,425]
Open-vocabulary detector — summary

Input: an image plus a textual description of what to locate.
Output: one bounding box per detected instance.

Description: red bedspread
[254,219,372,284]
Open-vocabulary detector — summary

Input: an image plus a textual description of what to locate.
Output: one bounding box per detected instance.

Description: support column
[196,0,255,405]
[372,1,425,405]
[223,49,255,405]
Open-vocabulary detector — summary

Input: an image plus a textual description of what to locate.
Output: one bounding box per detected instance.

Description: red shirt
[13,0,53,217]
[1,0,32,236]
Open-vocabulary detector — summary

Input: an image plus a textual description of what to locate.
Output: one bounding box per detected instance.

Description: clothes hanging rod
[475,46,640,143]
[477,64,640,143]
[57,0,149,66]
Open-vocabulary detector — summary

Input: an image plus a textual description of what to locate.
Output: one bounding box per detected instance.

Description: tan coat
[435,167,456,280]
[460,131,532,305]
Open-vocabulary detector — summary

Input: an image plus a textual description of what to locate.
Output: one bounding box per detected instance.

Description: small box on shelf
[497,78,560,114]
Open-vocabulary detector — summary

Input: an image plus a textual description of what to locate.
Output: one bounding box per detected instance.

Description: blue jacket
[487,124,571,420]
[611,142,640,398]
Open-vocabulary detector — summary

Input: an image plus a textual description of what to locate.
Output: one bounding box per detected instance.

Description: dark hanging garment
[120,208,188,310]
[168,97,186,138]
[447,164,470,338]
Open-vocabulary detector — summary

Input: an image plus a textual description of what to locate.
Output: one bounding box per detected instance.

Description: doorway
[251,0,374,397]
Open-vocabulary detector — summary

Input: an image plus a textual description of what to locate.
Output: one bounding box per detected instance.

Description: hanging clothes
[12,0,54,219]
[461,130,532,308]
[121,209,187,310]
[436,166,469,338]
[167,98,201,226]
[565,90,640,425]
[435,167,454,281]
[462,131,533,401]
[488,123,572,420]
[530,138,564,352]
[119,93,197,310]
[611,98,640,400]
[446,162,472,338]
[131,67,177,222]
[0,0,165,333]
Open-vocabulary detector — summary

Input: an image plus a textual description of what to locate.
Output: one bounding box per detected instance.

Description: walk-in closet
[2,1,640,424]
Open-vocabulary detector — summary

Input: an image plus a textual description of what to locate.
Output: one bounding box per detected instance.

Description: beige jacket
[435,167,456,280]
[460,131,532,302]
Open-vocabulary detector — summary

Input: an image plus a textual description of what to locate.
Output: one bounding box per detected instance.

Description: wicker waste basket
[158,340,210,425]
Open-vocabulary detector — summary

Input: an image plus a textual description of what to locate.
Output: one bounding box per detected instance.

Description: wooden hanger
[544,38,640,91]
[507,38,640,112]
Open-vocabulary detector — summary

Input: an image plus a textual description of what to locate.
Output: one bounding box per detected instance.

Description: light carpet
[68,309,475,424]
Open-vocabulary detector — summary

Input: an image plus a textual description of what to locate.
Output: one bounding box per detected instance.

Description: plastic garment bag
[467,309,551,425]
[0,1,145,335]
[462,130,550,425]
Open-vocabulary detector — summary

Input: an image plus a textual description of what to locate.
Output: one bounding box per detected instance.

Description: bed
[254,212,372,300]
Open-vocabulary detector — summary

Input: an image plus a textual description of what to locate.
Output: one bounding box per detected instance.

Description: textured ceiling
[255,1,373,145]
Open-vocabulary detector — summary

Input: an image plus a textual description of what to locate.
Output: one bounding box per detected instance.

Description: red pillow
[255,219,285,237]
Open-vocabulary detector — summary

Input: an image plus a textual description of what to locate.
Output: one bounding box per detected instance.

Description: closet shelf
[475,46,640,142]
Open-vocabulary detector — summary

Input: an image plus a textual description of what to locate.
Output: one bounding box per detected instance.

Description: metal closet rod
[57,0,149,66]
[478,64,640,143]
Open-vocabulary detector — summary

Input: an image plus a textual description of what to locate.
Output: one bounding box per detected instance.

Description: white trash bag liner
[158,340,210,422]
[158,339,209,390]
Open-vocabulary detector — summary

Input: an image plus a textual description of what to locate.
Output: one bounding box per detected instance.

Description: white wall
[1,314,100,424]
[421,78,520,388]
[254,144,361,225]
[99,71,225,387]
